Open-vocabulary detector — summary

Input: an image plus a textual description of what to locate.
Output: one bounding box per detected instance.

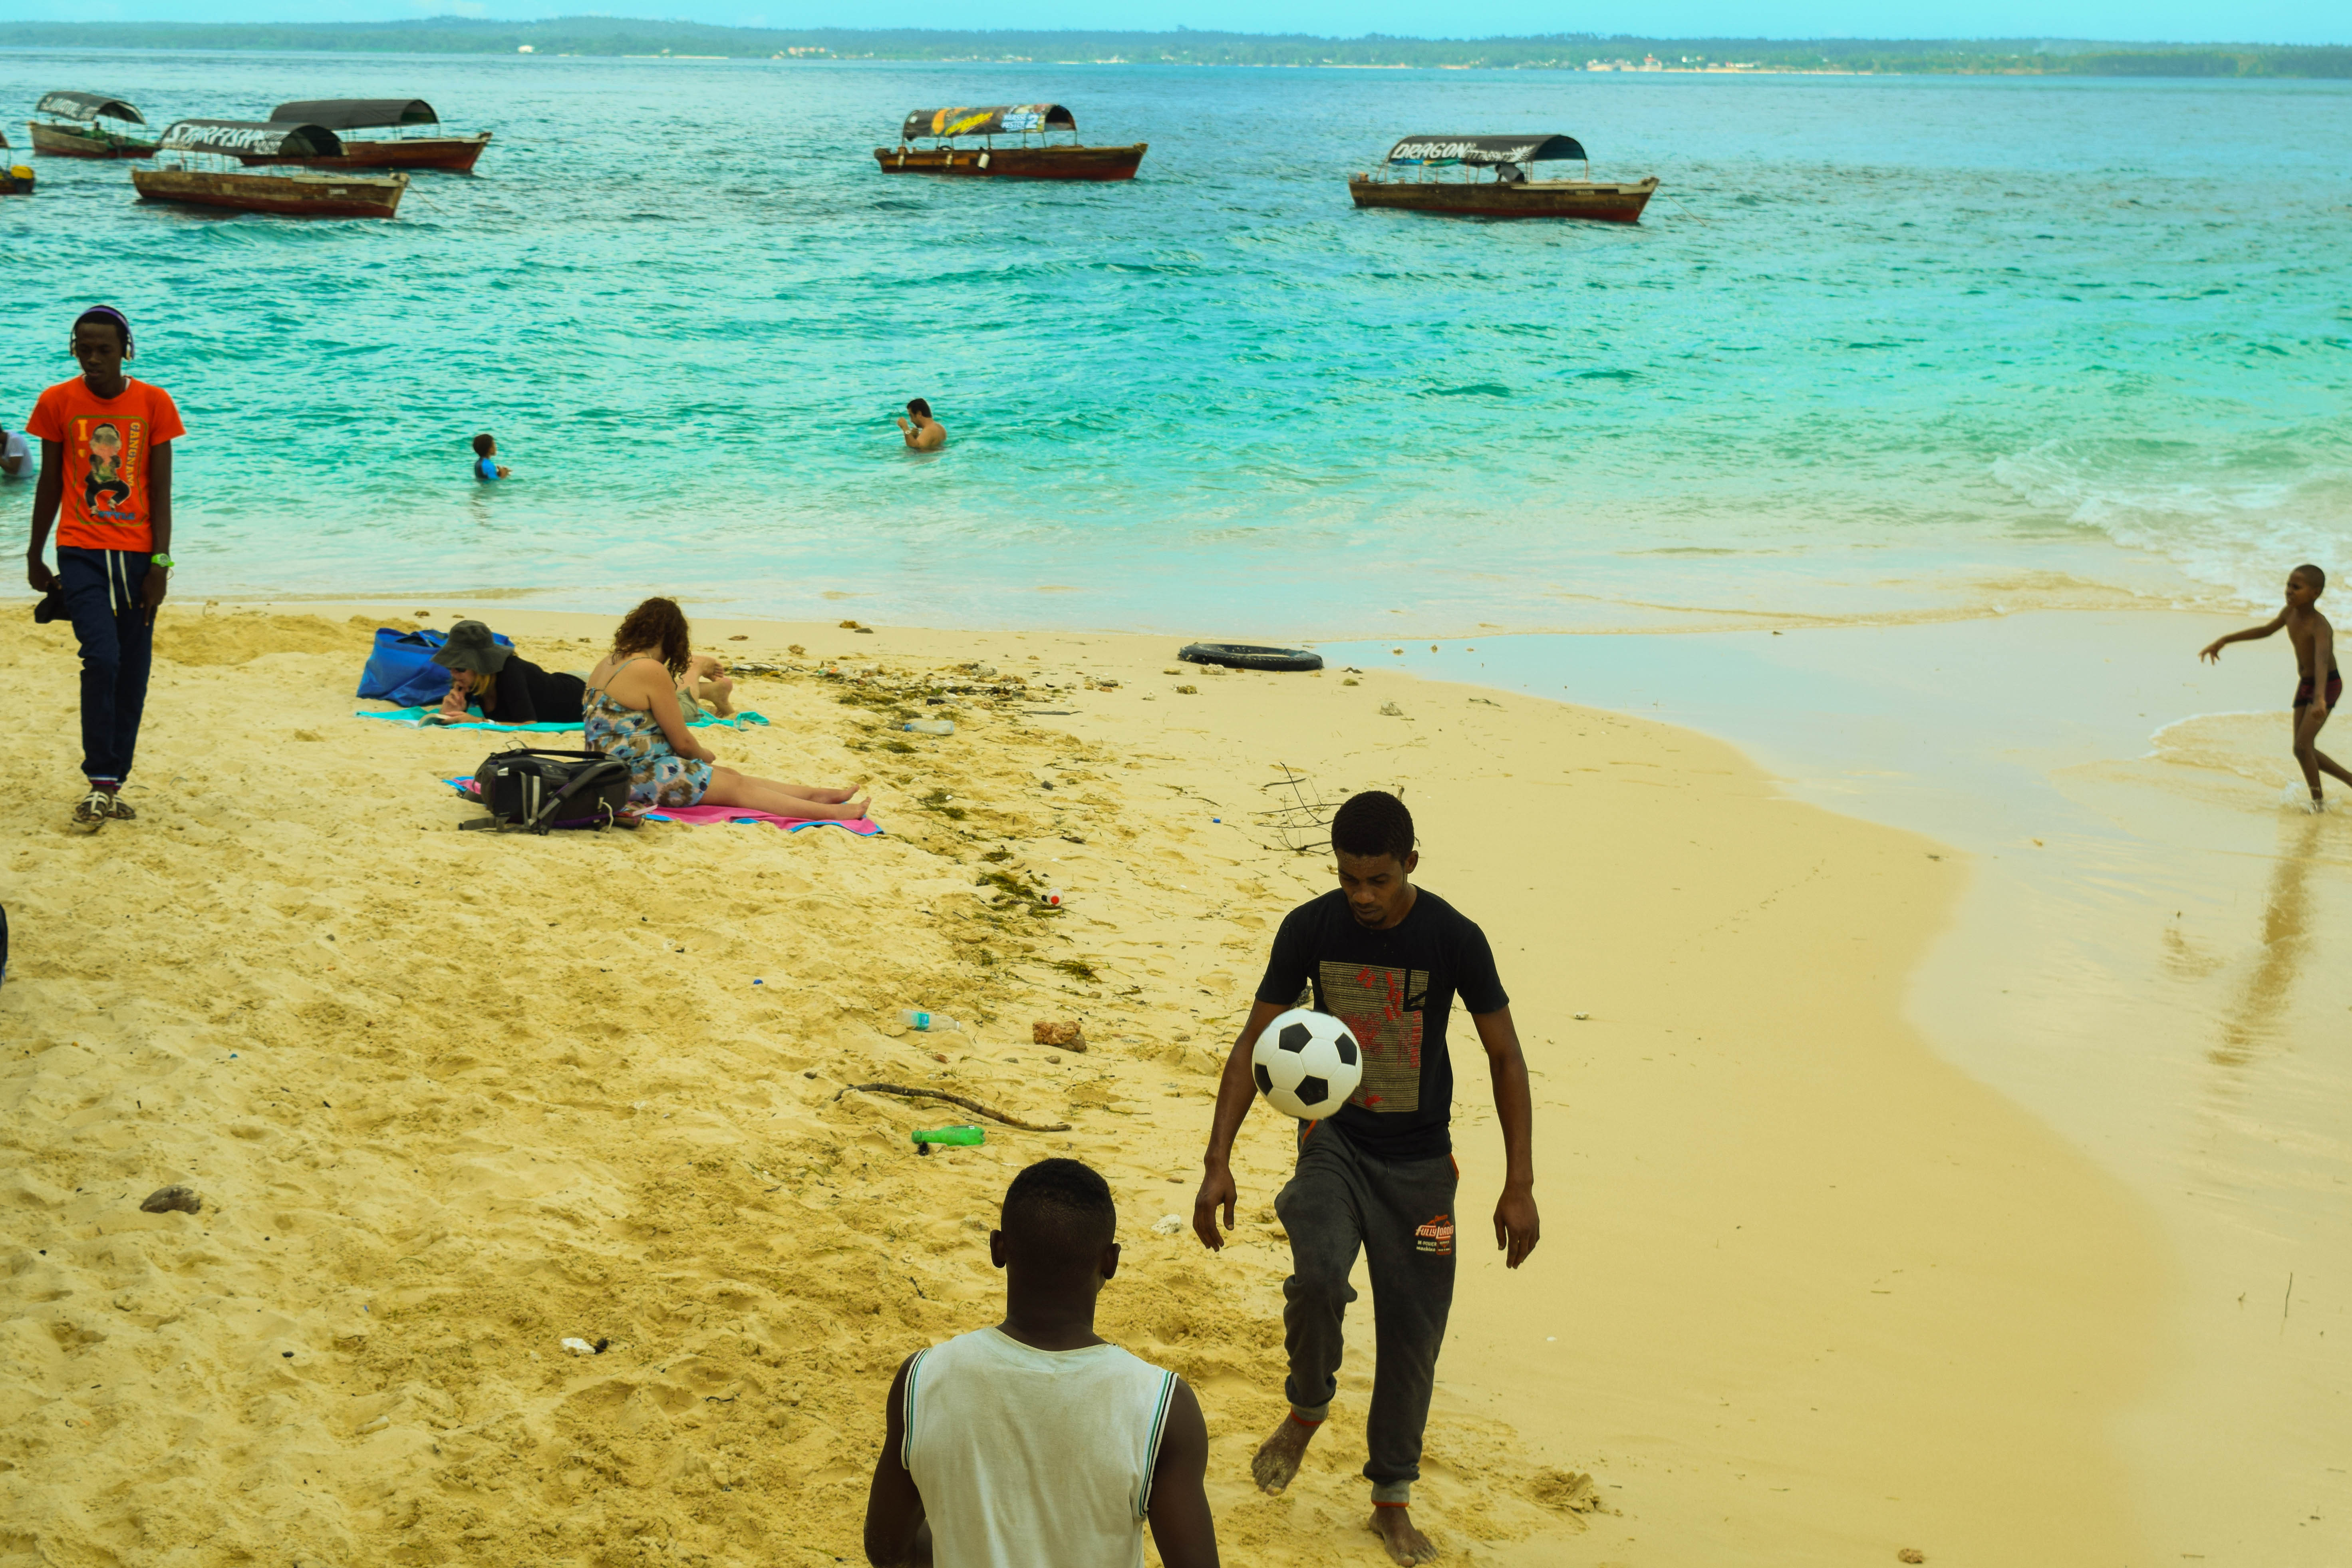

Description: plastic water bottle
[912,1124,985,1156]
[902,1010,959,1032]
[903,718,955,736]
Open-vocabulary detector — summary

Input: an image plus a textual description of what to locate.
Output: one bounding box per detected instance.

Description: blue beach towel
[358,705,768,732]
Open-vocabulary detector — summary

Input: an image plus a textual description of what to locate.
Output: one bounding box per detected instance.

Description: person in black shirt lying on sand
[1192,789,1539,1566]
[430,619,586,726]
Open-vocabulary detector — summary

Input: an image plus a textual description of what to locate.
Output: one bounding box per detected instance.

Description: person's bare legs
[1368,1506,1440,1565]
[703,767,868,819]
[748,780,859,804]
[695,676,736,717]
[2292,705,2352,806]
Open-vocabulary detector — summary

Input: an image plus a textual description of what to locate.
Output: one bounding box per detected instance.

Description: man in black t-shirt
[1193,791,1539,1566]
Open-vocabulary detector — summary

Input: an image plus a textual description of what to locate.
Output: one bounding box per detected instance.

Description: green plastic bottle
[912,1124,985,1155]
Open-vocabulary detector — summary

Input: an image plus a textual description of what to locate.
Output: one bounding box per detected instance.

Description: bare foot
[1368,1507,1439,1565]
[777,792,870,821]
[1251,1414,1317,1494]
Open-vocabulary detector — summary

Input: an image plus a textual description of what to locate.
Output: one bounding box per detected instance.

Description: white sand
[0,605,2157,1565]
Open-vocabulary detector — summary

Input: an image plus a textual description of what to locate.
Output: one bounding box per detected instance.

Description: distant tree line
[0,19,2344,77]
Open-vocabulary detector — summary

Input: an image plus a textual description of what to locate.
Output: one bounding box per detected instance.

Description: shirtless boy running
[2201,563,2348,811]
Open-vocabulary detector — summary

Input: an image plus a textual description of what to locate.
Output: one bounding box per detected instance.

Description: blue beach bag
[358,627,514,707]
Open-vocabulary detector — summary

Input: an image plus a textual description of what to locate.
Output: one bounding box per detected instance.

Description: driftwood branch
[836,1082,1071,1133]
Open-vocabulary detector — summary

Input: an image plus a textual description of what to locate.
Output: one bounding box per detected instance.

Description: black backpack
[463,747,638,835]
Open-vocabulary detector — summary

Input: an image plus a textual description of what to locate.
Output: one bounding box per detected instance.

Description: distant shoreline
[0,21,2346,79]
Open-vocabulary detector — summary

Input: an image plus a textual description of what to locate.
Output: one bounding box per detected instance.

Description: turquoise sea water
[2,51,2349,635]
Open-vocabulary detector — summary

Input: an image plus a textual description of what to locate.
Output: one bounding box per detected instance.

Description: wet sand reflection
[2212,815,2325,1067]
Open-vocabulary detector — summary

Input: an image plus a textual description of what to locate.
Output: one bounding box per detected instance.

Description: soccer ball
[1251,1008,1362,1121]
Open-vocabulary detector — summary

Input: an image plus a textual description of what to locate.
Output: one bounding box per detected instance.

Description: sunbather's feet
[72,788,111,833]
[785,792,870,821]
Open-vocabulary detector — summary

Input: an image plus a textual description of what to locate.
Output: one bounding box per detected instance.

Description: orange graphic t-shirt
[25,377,186,552]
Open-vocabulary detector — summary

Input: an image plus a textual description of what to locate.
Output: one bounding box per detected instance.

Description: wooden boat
[236,99,491,174]
[28,91,157,159]
[132,121,406,219]
[875,105,1145,182]
[1349,134,1657,223]
[2,131,32,195]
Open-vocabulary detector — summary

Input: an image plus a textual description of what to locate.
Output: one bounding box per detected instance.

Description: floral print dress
[583,658,713,808]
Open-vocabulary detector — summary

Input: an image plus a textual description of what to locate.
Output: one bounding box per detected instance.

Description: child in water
[2201,563,2348,811]
[471,431,510,481]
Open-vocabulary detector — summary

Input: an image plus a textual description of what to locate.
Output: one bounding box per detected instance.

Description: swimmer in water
[896,398,946,452]
[471,431,510,481]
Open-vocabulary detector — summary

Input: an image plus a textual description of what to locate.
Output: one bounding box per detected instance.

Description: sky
[0,1,2342,46]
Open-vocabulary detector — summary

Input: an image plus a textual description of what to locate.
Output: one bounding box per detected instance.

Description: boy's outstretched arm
[2202,611,2286,663]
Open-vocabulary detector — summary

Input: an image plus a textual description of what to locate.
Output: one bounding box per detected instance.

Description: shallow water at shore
[2,55,2349,629]
[1338,613,2352,1562]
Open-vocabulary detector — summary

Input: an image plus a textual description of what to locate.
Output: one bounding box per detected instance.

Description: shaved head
[1000,1158,1116,1276]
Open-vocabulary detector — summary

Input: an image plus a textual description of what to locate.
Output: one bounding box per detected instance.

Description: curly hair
[612,597,693,677]
[1331,789,1415,863]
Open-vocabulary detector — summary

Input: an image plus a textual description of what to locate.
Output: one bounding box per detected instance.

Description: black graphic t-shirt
[1254,887,1508,1162]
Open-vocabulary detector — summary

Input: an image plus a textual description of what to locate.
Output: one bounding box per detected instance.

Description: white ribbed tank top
[903,1326,1179,1568]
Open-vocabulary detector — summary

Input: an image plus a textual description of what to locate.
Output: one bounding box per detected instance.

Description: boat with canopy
[1348,134,1657,223]
[875,105,1145,181]
[28,92,157,159]
[132,121,408,219]
[239,99,491,173]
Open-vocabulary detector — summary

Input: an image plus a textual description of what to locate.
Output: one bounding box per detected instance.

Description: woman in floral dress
[584,598,869,820]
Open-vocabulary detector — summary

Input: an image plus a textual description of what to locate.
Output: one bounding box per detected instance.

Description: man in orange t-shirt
[25,305,185,831]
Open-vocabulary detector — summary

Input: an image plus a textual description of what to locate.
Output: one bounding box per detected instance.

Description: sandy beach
[0,601,2184,1566]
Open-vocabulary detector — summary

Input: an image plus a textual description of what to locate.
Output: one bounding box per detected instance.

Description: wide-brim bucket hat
[431,619,512,676]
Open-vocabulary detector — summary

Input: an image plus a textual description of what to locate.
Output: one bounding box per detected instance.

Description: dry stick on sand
[836,1082,1072,1133]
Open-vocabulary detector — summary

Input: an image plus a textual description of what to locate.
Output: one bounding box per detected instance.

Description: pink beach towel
[445,778,879,836]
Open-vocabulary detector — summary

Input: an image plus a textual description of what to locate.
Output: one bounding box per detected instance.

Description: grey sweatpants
[1274,1121,1458,1503]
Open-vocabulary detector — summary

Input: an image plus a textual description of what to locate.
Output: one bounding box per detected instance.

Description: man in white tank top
[862,1159,1220,1568]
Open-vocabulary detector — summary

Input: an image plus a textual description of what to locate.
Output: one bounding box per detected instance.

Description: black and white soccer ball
[1250,1008,1362,1121]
